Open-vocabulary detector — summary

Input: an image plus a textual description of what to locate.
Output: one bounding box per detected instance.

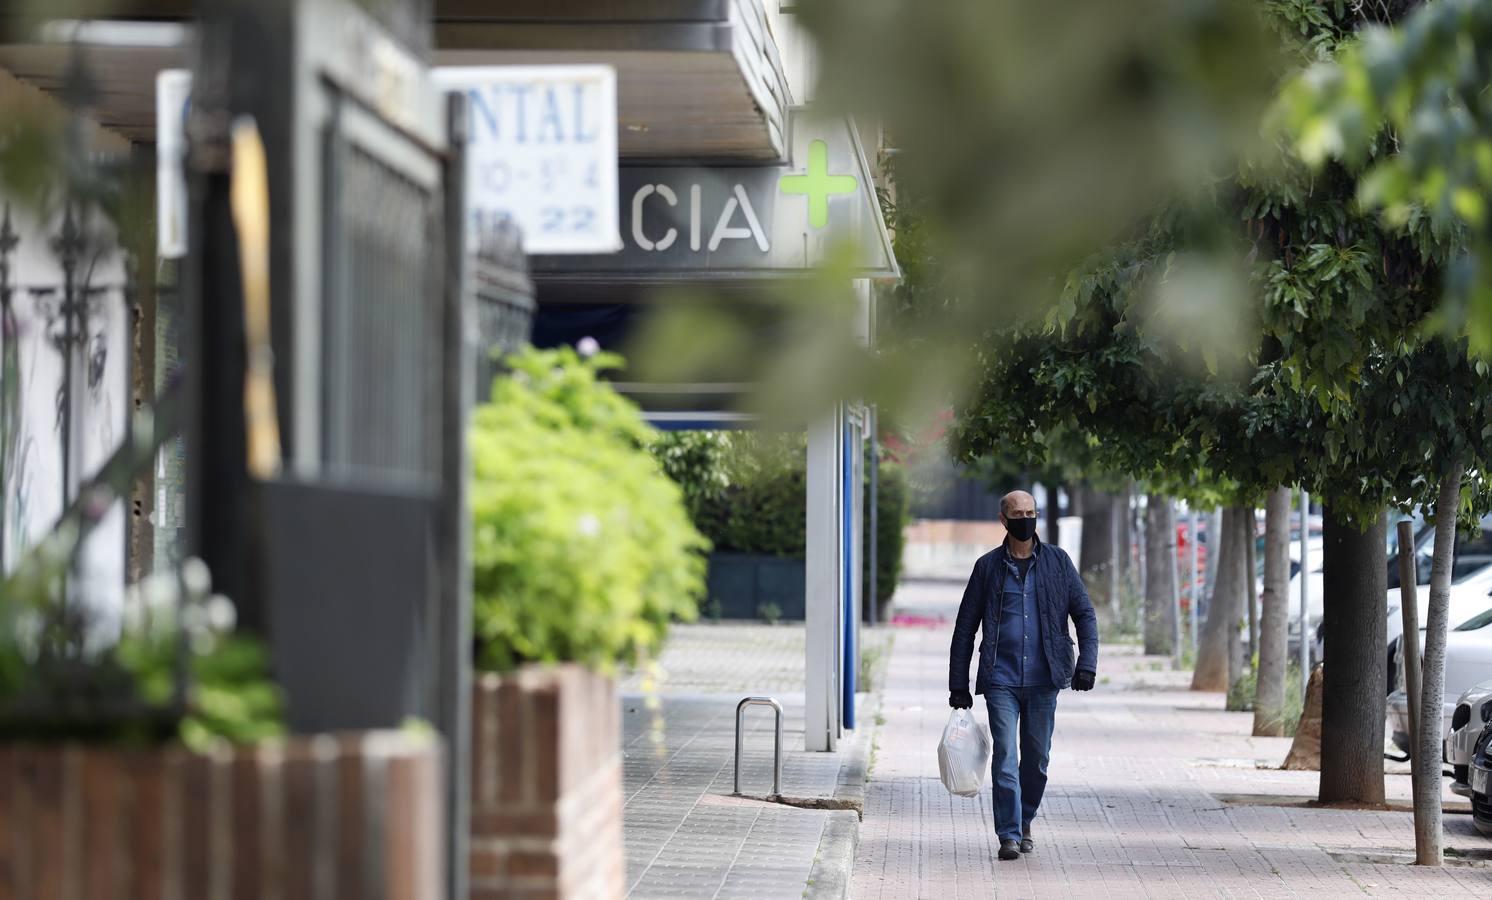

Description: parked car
[1305,516,1492,678]
[1471,722,1492,835]
[1445,677,1492,797]
[1283,538,1325,652]
[1385,566,1492,694]
[1287,513,1423,666]
[1387,609,1492,756]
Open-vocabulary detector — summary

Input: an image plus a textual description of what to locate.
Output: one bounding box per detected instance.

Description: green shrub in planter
[470,347,708,673]
[651,432,910,612]
[868,462,910,612]
[0,545,283,750]
[652,431,806,556]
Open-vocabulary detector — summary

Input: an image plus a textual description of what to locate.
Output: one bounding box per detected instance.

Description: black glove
[1071,670,1096,692]
[949,689,973,709]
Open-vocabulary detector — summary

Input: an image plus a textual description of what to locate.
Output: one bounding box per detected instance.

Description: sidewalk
[853,580,1490,899]
[616,622,891,899]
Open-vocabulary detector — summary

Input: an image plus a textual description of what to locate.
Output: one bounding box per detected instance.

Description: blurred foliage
[469,347,707,674]
[950,0,1492,529]
[801,0,1280,328]
[648,431,910,608]
[116,620,284,751]
[0,12,136,225]
[0,549,284,750]
[627,0,1287,432]
[1281,0,1492,355]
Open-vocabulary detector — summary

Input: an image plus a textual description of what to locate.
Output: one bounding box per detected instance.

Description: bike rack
[734,696,784,798]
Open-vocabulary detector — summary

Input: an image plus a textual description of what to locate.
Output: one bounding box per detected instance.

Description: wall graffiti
[0,199,128,642]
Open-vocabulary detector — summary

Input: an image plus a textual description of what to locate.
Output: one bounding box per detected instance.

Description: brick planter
[470,665,624,900]
[0,731,443,900]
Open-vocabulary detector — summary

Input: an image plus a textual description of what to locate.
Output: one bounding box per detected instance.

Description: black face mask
[1005,516,1038,543]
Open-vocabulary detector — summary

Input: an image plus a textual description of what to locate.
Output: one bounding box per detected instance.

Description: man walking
[948,490,1099,861]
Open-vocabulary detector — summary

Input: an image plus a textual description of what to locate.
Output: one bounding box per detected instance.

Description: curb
[804,810,860,900]
[833,691,880,815]
[806,689,884,899]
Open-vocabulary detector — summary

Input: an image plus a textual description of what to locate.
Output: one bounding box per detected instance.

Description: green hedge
[650,431,909,609]
[868,460,910,610]
[470,348,708,673]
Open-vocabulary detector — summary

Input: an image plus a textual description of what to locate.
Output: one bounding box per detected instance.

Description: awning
[0,1,792,160]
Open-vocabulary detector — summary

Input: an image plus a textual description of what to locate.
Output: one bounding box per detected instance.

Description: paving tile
[850,579,1491,899]
[617,622,882,898]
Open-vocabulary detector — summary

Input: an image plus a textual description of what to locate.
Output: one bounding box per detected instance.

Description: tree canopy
[947,0,1492,527]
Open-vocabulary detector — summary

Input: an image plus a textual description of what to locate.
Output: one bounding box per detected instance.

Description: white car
[1388,611,1492,757]
[1282,538,1324,653]
[1386,565,1492,659]
[1288,519,1420,665]
[1308,516,1492,675]
[1445,675,1492,797]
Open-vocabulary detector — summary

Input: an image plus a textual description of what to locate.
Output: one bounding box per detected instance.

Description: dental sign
[433,65,620,255]
[530,113,898,279]
[156,65,621,257]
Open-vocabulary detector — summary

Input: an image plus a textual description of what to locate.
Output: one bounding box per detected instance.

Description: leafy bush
[0,548,283,750]
[469,347,707,673]
[650,431,910,612]
[868,462,910,613]
[1226,659,1304,737]
[652,431,807,555]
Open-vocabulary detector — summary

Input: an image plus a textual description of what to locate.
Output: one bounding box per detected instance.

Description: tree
[1317,510,1389,803]
[1194,507,1247,692]
[1281,0,1492,850]
[1144,494,1177,656]
[1281,0,1492,354]
[1254,486,1293,736]
[1245,513,1258,665]
[1079,487,1122,616]
[1415,465,1462,862]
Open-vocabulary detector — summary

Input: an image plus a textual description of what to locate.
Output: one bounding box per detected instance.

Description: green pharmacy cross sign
[779,140,859,229]
[530,110,899,279]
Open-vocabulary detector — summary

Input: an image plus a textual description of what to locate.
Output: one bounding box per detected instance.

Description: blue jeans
[984,685,1059,842]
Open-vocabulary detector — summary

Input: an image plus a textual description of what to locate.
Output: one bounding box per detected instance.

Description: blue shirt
[991,549,1052,687]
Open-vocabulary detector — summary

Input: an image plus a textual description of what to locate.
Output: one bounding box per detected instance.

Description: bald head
[1001,491,1036,519]
[1001,490,1038,548]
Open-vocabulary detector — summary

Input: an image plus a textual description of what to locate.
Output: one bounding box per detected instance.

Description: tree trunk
[1415,464,1462,865]
[1193,507,1245,692]
[1283,664,1324,770]
[1144,494,1176,656]
[1109,488,1125,617]
[1254,487,1292,737]
[1318,507,1387,806]
[1245,513,1258,666]
[1045,483,1061,546]
[1118,484,1135,599]
[1079,486,1115,610]
[1202,508,1224,620]
[1226,506,1248,689]
[1133,493,1145,601]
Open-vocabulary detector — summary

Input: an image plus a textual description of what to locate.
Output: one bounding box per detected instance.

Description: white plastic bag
[937,707,992,797]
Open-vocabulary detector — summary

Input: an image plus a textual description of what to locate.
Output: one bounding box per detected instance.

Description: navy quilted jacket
[949,539,1099,694]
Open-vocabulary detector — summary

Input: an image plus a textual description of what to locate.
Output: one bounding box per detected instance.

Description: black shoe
[1020,824,1033,854]
[998,839,1021,861]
